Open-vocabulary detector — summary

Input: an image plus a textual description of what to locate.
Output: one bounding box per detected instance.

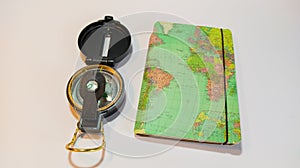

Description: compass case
[66,16,131,130]
[78,16,131,66]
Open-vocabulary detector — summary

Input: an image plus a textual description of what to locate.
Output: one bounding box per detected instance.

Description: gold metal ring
[65,123,106,152]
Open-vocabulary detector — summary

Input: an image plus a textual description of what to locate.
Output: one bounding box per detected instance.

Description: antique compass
[65,16,131,152]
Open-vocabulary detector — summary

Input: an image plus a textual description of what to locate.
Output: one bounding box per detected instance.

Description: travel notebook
[134,22,241,145]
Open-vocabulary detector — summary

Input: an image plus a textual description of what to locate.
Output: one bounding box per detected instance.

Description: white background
[0,0,299,167]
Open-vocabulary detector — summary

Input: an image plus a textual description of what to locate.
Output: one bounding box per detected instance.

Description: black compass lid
[78,16,131,66]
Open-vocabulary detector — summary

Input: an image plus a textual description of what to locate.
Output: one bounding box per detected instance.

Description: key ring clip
[65,122,105,152]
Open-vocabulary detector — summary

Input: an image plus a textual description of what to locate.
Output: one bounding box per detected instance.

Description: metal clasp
[65,122,105,152]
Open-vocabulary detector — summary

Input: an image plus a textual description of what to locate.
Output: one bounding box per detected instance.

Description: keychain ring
[65,122,106,152]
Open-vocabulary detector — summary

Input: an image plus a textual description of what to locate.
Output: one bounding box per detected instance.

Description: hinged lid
[78,16,131,66]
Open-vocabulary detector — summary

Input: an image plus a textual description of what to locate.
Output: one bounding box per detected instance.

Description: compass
[65,16,131,152]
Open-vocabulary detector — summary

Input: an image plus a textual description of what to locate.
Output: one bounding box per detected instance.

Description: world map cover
[134,21,241,145]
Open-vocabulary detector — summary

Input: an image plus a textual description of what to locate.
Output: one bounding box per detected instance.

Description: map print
[135,22,241,144]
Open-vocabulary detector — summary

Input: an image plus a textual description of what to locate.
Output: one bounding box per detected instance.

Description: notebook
[134,21,241,145]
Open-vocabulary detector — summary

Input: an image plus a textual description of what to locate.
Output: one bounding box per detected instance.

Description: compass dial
[67,65,124,117]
